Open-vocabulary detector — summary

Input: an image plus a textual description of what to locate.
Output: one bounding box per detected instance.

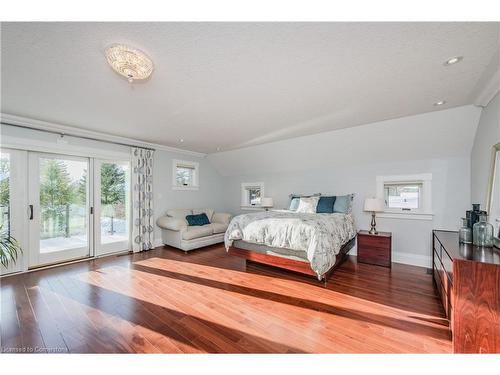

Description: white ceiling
[1,22,499,153]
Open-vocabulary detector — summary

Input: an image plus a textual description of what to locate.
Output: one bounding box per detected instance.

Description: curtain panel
[131,147,154,252]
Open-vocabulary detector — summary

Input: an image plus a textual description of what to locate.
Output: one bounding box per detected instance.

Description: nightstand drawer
[358,234,391,249]
[358,246,391,267]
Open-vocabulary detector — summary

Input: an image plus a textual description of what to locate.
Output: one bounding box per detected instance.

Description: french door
[28,153,92,267]
[0,149,132,272]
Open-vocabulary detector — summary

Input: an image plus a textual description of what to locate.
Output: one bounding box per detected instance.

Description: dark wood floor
[0,244,452,353]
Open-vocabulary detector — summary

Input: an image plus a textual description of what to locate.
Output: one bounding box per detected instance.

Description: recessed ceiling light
[434,100,446,106]
[179,138,184,143]
[444,56,463,66]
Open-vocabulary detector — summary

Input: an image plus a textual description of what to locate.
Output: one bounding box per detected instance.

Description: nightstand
[357,230,392,267]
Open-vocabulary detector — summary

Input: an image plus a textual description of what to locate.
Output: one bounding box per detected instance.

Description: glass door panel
[0,152,10,234]
[95,160,130,255]
[29,153,91,267]
[0,148,28,275]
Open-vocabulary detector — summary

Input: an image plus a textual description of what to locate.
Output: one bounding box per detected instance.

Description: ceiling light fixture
[105,44,154,83]
[179,139,184,143]
[434,100,446,106]
[444,56,463,66]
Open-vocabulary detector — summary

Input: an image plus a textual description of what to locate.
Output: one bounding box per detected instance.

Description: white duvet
[224,210,356,276]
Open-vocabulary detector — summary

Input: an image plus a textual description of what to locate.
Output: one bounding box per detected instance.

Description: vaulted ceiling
[1,22,499,153]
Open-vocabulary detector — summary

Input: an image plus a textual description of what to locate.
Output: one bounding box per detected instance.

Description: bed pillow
[288,193,321,211]
[316,196,336,213]
[296,197,320,213]
[333,194,354,213]
[185,213,210,226]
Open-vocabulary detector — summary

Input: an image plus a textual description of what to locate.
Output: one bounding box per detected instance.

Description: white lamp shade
[364,198,384,212]
[261,197,274,208]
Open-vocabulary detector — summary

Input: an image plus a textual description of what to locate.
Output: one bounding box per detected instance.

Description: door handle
[28,204,33,220]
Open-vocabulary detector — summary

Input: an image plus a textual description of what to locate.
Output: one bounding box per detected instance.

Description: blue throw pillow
[186,213,210,226]
[316,196,336,213]
[333,194,354,213]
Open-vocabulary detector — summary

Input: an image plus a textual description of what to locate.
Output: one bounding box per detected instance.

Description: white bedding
[224,210,356,276]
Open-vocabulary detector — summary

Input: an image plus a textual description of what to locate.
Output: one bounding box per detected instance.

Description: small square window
[248,188,261,205]
[376,174,433,219]
[241,182,265,208]
[173,160,199,190]
[384,183,422,209]
[176,166,194,187]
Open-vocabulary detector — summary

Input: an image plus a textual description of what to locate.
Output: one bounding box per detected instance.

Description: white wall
[153,151,226,243]
[471,92,500,208]
[209,105,482,267]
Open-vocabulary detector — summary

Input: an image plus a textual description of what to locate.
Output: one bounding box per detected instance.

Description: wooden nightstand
[357,230,392,267]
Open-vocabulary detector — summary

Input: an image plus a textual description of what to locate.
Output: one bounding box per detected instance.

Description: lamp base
[369,212,378,235]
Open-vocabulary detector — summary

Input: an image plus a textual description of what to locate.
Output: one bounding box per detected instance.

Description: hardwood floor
[0,244,452,353]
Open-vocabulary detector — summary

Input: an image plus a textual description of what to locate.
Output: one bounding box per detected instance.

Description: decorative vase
[473,215,494,247]
[459,218,472,244]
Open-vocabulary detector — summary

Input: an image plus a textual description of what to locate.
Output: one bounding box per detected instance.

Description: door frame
[28,152,94,268]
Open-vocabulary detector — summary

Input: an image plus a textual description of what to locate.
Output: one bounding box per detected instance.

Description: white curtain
[131,147,154,252]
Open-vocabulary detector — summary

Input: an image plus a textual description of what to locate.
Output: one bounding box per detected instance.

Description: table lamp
[261,197,274,211]
[364,198,385,234]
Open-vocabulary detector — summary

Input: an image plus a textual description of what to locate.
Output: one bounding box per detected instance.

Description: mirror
[486,143,500,248]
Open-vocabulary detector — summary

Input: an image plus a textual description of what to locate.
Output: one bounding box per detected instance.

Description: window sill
[172,185,199,191]
[241,206,264,211]
[378,211,434,221]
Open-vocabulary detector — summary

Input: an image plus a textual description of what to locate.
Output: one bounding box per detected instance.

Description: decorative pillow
[316,196,336,213]
[289,197,301,211]
[288,193,321,211]
[296,197,320,213]
[192,208,214,222]
[185,213,210,226]
[333,194,354,213]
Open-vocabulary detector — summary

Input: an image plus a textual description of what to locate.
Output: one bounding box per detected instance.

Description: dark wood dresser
[433,230,500,353]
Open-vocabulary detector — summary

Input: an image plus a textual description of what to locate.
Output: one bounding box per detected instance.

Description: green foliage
[0,157,9,208]
[0,224,22,268]
[40,159,76,237]
[100,163,125,205]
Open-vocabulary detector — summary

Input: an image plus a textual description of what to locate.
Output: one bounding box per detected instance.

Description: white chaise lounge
[156,208,232,252]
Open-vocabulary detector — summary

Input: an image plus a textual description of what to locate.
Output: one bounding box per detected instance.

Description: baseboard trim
[392,252,431,268]
[153,238,164,248]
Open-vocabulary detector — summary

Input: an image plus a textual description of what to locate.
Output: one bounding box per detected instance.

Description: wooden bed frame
[227,236,356,282]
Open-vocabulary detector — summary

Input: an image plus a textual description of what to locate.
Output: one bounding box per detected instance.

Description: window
[173,160,199,190]
[241,182,265,208]
[384,183,422,209]
[376,174,432,220]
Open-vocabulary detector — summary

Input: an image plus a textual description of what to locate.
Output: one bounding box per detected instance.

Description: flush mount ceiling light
[105,44,153,83]
[444,56,463,66]
[434,100,446,106]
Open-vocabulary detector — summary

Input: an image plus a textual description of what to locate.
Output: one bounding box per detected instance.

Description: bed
[224,210,357,281]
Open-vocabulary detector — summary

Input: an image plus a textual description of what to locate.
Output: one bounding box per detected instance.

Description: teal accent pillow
[333,194,354,213]
[316,196,336,213]
[186,213,210,226]
[289,197,300,211]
